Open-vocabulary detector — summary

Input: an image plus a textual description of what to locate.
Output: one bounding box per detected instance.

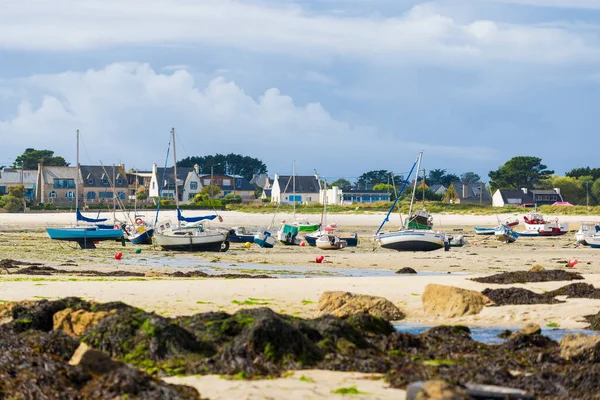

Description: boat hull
[154,231,228,252]
[315,235,348,250]
[377,231,444,252]
[46,227,124,249]
[129,228,155,245]
[297,224,320,233]
[305,231,358,247]
[254,232,276,248]
[474,227,495,235]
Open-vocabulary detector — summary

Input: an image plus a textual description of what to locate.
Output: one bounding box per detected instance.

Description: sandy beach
[1,210,600,399]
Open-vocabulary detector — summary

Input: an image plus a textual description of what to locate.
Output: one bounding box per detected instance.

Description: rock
[560,334,600,362]
[529,264,545,272]
[69,342,124,375]
[315,291,405,321]
[546,283,600,299]
[411,380,471,400]
[0,267,10,275]
[481,287,561,305]
[396,267,417,274]
[471,270,584,284]
[53,308,114,337]
[422,284,489,318]
[513,323,542,337]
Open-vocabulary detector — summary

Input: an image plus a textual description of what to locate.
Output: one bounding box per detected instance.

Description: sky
[0,0,599,183]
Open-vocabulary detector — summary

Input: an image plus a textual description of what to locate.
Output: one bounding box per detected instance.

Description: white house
[0,168,37,201]
[149,163,203,204]
[271,174,321,205]
[492,188,564,207]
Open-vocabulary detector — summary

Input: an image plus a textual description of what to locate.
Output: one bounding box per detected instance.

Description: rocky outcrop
[315,291,405,321]
[481,287,561,306]
[414,380,471,400]
[472,270,584,284]
[560,334,600,363]
[513,323,542,337]
[422,284,489,318]
[54,308,114,337]
[528,264,545,272]
[396,267,417,274]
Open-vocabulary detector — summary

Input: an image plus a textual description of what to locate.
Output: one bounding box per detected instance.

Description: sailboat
[153,128,229,252]
[46,130,124,249]
[276,162,318,245]
[305,177,355,249]
[374,152,445,252]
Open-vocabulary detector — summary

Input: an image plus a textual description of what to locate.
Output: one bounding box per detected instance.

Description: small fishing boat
[523,212,569,236]
[227,226,258,243]
[474,219,518,235]
[587,235,600,249]
[575,222,600,245]
[447,235,468,247]
[306,230,358,247]
[315,234,348,250]
[276,223,302,245]
[254,231,276,248]
[495,224,519,243]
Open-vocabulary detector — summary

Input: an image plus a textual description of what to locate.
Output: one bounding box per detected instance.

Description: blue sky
[0,0,599,183]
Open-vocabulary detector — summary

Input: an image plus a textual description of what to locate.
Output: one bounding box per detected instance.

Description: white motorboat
[315,234,348,250]
[575,222,600,245]
[523,212,569,236]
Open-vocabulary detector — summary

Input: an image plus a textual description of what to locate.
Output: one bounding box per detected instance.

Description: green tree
[200,184,221,198]
[13,148,69,170]
[330,179,351,191]
[136,186,148,200]
[177,153,267,181]
[2,185,25,213]
[590,178,600,204]
[356,170,402,189]
[223,193,242,204]
[440,173,460,187]
[551,176,583,204]
[566,167,600,181]
[488,156,554,191]
[427,169,446,185]
[460,172,481,184]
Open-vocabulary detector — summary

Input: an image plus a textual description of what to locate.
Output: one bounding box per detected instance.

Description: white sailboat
[153,128,229,252]
[374,152,445,252]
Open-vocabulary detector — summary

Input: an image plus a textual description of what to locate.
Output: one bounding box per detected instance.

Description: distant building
[429,184,447,196]
[342,189,391,204]
[271,174,321,205]
[492,188,564,207]
[199,174,256,203]
[448,182,491,205]
[0,168,37,201]
[36,165,78,207]
[149,164,202,204]
[79,165,129,206]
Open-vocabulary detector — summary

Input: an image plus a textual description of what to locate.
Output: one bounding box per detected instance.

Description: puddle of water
[116,255,465,278]
[394,323,599,344]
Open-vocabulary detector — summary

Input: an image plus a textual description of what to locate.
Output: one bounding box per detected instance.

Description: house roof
[277,175,320,194]
[40,166,77,183]
[80,165,129,188]
[429,184,446,193]
[0,169,37,184]
[497,189,533,204]
[250,174,270,189]
[155,167,195,188]
[450,182,491,200]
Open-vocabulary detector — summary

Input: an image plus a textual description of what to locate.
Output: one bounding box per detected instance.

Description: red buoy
[115,252,123,260]
[316,255,324,263]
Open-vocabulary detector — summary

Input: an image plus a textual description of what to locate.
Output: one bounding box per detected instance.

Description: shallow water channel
[119,254,463,278]
[394,323,599,344]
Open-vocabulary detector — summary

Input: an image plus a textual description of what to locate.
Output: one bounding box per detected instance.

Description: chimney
[521,188,528,194]
[194,164,200,175]
[152,163,157,175]
[462,183,468,199]
[553,187,561,195]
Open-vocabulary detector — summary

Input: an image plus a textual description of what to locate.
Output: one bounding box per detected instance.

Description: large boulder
[422,284,489,318]
[513,323,541,337]
[54,308,115,337]
[315,291,405,321]
[560,334,600,363]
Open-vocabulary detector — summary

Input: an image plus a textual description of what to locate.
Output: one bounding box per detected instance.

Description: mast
[112,163,116,220]
[407,151,423,226]
[172,128,180,228]
[323,178,327,228]
[292,160,296,220]
[75,129,80,226]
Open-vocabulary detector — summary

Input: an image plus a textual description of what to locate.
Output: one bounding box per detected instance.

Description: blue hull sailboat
[46,130,123,249]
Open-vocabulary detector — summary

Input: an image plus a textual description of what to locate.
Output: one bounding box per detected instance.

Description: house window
[66,191,75,198]
[117,192,126,200]
[102,179,109,186]
[203,179,211,185]
[99,192,114,199]
[87,192,96,200]
[190,182,198,190]
[188,193,197,199]
[53,179,75,189]
[0,186,5,195]
[49,191,57,198]
[87,179,94,185]
[542,195,549,201]
[116,179,123,185]
[152,182,155,189]
[223,179,231,186]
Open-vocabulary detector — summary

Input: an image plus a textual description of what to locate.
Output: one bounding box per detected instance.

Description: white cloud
[0,0,598,66]
[484,0,600,10]
[0,63,495,175]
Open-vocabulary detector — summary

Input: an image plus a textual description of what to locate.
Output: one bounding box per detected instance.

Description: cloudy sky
[0,0,598,182]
